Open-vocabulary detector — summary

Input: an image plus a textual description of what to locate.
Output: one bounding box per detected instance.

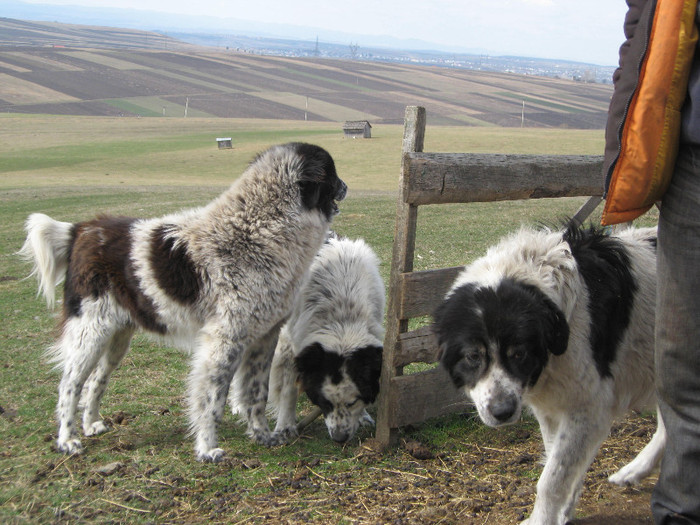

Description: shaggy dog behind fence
[19,142,347,462]
[232,233,384,443]
[433,222,664,525]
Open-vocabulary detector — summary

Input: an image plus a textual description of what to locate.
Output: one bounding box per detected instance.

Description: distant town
[170,32,618,85]
[4,0,619,84]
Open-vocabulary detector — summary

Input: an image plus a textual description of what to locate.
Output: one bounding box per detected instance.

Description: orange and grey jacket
[602,0,698,225]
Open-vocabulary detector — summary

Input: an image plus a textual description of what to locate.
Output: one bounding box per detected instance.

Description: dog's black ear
[360,344,383,372]
[294,143,332,181]
[294,342,326,376]
[346,345,382,377]
[346,345,383,403]
[298,180,322,211]
[293,142,334,207]
[542,297,569,356]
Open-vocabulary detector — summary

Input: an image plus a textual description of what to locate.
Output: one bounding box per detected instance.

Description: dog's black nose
[336,180,348,201]
[330,429,350,443]
[490,397,518,423]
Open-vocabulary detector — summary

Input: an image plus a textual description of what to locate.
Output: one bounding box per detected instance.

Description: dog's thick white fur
[235,234,385,443]
[433,223,663,525]
[18,142,347,462]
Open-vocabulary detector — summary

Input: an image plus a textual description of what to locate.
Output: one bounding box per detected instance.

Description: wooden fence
[374,106,604,446]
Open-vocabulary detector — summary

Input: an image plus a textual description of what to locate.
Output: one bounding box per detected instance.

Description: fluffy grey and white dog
[433,223,663,525]
[19,142,347,462]
[260,234,385,443]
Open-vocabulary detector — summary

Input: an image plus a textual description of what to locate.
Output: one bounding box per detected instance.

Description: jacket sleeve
[615,0,646,82]
[603,0,654,190]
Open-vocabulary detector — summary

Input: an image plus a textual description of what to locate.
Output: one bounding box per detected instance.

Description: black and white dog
[260,234,384,443]
[433,223,663,525]
[19,143,346,462]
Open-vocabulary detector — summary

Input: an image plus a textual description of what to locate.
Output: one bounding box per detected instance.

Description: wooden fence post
[376,106,425,447]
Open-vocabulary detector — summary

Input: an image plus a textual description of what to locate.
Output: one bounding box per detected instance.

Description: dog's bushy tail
[18,213,73,309]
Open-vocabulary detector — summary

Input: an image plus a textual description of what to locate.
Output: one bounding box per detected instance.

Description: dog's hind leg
[81,326,134,437]
[54,314,115,455]
[609,407,666,486]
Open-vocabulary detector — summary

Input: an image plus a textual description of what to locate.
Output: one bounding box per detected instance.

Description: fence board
[403,152,603,205]
[387,367,472,428]
[394,325,439,368]
[399,266,463,320]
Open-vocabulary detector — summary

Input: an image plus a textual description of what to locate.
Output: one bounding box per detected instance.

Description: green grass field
[0,115,659,523]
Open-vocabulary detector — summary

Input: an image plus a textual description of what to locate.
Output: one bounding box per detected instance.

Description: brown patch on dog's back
[65,216,166,333]
[149,225,201,306]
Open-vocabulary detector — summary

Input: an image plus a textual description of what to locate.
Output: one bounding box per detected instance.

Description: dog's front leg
[270,331,300,440]
[237,325,288,446]
[188,328,243,462]
[525,413,609,525]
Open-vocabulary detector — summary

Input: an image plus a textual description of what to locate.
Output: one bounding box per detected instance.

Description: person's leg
[652,145,700,524]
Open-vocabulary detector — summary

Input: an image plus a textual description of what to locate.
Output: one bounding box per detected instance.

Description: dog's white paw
[520,512,566,525]
[608,467,642,486]
[253,430,287,447]
[359,411,375,427]
[275,426,298,443]
[197,447,225,463]
[84,420,109,437]
[57,438,84,455]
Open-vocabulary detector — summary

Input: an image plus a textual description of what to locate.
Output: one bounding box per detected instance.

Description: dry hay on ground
[185,414,656,524]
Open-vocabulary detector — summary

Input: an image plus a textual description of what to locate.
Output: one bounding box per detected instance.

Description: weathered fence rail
[404,152,603,205]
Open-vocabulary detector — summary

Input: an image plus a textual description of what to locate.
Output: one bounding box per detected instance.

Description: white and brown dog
[433,222,664,525]
[258,233,384,443]
[19,142,347,462]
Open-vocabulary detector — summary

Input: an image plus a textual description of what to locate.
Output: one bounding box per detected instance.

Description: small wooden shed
[216,137,232,149]
[342,120,372,139]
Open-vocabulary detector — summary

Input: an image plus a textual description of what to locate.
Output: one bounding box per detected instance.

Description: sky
[20,0,629,66]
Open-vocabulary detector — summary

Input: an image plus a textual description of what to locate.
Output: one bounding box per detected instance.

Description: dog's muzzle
[336,180,348,202]
[331,180,348,215]
[488,394,519,425]
[329,427,350,443]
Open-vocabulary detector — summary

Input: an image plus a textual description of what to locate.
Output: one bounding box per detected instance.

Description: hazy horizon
[9,0,627,66]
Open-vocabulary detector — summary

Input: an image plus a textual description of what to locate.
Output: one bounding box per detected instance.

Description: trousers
[652,144,700,525]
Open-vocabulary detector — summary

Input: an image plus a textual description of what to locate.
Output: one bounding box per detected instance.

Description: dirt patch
[194,414,656,524]
[10,411,657,523]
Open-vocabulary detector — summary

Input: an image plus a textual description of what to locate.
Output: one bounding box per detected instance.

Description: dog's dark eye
[507,346,527,362]
[463,347,482,368]
[347,398,361,408]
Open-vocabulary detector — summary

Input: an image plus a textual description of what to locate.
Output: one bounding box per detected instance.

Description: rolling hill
[0,17,613,128]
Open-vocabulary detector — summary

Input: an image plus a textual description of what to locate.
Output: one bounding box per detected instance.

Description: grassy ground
[0,116,659,523]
